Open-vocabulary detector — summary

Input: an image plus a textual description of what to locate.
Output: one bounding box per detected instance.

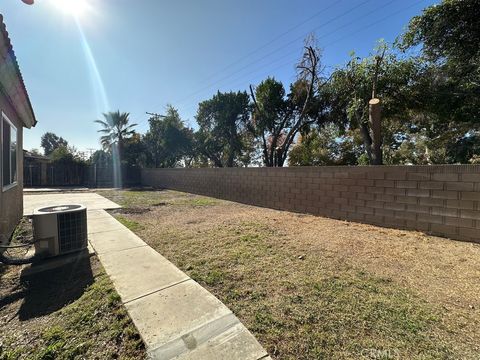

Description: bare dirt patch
[113,207,151,215]
[101,189,480,359]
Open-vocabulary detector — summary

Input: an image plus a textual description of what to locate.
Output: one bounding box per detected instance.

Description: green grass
[97,189,218,209]
[0,258,145,360]
[97,189,165,208]
[115,215,144,231]
[172,197,218,206]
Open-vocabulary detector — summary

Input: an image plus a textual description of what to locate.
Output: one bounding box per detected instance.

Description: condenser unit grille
[57,211,87,253]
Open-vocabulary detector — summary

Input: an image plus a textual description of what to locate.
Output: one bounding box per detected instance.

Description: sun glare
[53,0,89,17]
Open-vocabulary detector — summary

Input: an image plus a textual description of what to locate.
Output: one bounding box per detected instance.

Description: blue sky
[1,0,436,153]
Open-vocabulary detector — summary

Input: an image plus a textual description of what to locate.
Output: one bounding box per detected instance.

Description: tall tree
[249,44,326,167]
[89,149,112,167]
[40,132,68,156]
[143,106,193,167]
[123,133,148,166]
[326,44,421,165]
[401,0,480,65]
[195,91,252,167]
[399,0,480,154]
[94,111,137,161]
[324,1,480,165]
[49,145,85,165]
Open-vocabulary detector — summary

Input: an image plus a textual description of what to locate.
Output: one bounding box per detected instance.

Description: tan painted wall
[0,92,23,242]
[142,166,480,244]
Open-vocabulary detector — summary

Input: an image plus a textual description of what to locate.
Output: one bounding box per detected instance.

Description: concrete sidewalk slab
[99,246,189,303]
[174,323,271,360]
[88,228,147,254]
[23,192,120,216]
[87,215,127,234]
[125,279,233,352]
[23,187,91,193]
[87,209,115,219]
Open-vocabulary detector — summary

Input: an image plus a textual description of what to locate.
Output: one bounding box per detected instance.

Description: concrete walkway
[24,193,270,359]
[23,192,121,216]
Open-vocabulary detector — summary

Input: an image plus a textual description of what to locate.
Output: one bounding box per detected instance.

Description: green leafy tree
[123,133,148,166]
[397,0,480,163]
[40,132,68,156]
[89,149,112,167]
[143,106,193,167]
[28,148,42,156]
[249,44,326,167]
[326,44,422,165]
[401,0,480,65]
[195,91,252,167]
[288,124,363,166]
[50,145,85,164]
[287,1,480,166]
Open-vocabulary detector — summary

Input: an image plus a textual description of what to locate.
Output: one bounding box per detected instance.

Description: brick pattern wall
[141,166,480,243]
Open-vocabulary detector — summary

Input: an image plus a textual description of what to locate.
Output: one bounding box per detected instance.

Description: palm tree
[94,111,137,160]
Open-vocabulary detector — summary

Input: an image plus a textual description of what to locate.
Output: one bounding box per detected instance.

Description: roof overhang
[0,14,36,128]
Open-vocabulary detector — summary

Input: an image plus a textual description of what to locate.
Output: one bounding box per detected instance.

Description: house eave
[0,14,37,129]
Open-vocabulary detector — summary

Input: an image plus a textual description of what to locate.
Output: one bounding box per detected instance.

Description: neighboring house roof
[0,14,36,128]
[23,150,50,162]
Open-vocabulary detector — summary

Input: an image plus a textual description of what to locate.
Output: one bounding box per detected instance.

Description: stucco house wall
[0,14,36,243]
[0,93,24,241]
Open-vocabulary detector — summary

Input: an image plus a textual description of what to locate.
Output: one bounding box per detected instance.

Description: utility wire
[172,0,403,109]
[171,0,373,107]
[178,0,427,117]
[198,0,344,85]
[142,0,426,129]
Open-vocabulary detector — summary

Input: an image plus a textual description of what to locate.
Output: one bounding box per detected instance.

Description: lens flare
[74,20,122,188]
[54,0,89,17]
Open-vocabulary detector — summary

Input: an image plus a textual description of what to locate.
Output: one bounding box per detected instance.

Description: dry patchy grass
[0,255,145,360]
[100,189,480,359]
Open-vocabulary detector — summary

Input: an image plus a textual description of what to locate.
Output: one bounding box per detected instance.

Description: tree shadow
[0,263,7,278]
[15,254,94,320]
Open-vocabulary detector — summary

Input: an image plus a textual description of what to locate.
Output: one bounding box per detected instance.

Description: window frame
[1,111,18,192]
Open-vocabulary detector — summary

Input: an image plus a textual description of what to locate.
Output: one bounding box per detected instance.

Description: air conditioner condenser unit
[33,204,88,258]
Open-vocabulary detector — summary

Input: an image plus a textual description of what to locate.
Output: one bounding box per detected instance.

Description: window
[2,112,17,190]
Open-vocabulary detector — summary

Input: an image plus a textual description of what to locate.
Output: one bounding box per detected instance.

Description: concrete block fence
[141,165,480,243]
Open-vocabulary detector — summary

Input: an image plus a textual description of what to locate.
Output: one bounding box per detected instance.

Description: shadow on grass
[0,264,7,278]
[0,255,94,321]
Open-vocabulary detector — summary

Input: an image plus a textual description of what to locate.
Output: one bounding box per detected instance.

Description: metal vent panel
[57,210,87,254]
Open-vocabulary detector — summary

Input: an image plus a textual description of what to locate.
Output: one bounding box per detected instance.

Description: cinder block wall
[141,166,480,243]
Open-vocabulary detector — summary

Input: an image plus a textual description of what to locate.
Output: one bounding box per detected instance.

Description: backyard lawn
[0,253,145,359]
[99,188,480,360]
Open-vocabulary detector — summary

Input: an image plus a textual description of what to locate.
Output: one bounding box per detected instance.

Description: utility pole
[146,112,166,120]
[86,148,96,160]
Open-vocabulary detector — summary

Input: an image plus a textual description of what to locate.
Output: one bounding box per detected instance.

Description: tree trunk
[369,98,382,165]
[227,151,234,167]
[360,122,373,163]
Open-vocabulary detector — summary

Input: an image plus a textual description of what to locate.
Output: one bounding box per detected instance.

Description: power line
[138,111,166,129]
[198,0,345,85]
[171,0,402,109]
[143,0,427,130]
[171,0,374,107]
[177,0,427,117]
